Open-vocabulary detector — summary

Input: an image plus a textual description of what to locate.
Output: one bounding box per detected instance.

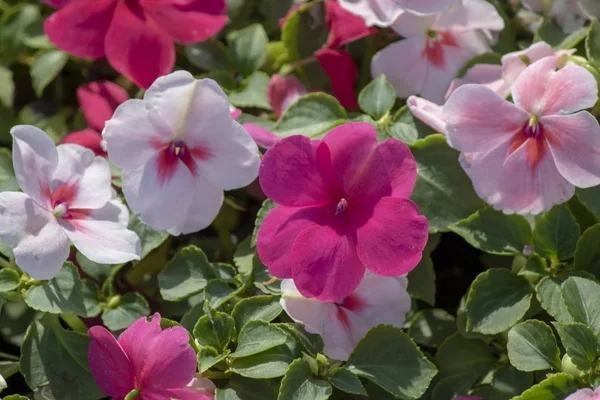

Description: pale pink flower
[89,314,210,400]
[444,56,600,214]
[372,0,504,103]
[565,388,600,400]
[188,378,216,400]
[103,71,260,235]
[257,122,428,301]
[0,126,140,280]
[338,0,459,27]
[281,272,410,360]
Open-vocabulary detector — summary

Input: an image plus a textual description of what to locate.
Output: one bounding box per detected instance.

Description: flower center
[422,31,459,69]
[522,115,544,139]
[53,203,68,218]
[335,198,348,215]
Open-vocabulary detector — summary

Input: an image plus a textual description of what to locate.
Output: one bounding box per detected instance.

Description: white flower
[0,372,6,390]
[338,0,459,27]
[103,71,260,235]
[280,272,411,361]
[0,126,140,280]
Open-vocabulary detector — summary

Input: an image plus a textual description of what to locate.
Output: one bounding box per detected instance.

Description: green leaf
[562,276,600,334]
[507,320,561,372]
[30,50,68,96]
[0,65,14,108]
[216,375,279,400]
[229,342,299,379]
[20,315,105,399]
[535,18,587,49]
[193,309,235,352]
[512,372,577,400]
[577,186,600,219]
[450,207,532,255]
[231,321,289,358]
[587,19,600,66]
[411,134,484,232]
[198,346,229,373]
[0,148,18,192]
[3,396,29,400]
[406,250,436,306]
[358,75,396,120]
[536,277,574,323]
[229,24,268,75]
[409,309,456,348]
[186,40,231,71]
[158,245,216,301]
[328,367,367,396]
[481,364,533,400]
[436,333,496,379]
[128,214,169,259]
[278,359,332,400]
[553,322,599,370]
[346,325,437,399]
[431,373,480,400]
[252,199,277,247]
[228,72,271,110]
[75,252,113,282]
[0,5,41,64]
[533,205,580,261]
[279,323,324,356]
[24,263,97,317]
[181,301,206,333]
[101,293,149,331]
[0,269,19,293]
[574,223,600,279]
[274,93,347,138]
[466,268,533,334]
[205,279,238,308]
[232,295,283,331]
[385,105,435,146]
[281,4,328,62]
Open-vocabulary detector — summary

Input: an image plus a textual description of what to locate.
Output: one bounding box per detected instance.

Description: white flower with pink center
[280,272,410,361]
[0,126,140,280]
[103,71,260,235]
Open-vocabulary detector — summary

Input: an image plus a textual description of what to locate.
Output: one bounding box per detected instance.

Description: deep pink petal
[139,326,197,391]
[257,205,330,278]
[116,314,162,383]
[42,0,79,8]
[61,129,104,156]
[321,122,417,202]
[444,84,530,152]
[104,0,175,88]
[354,197,428,276]
[259,135,335,207]
[267,75,307,118]
[542,113,600,188]
[78,81,129,132]
[315,49,359,110]
[44,0,116,59]
[144,0,227,44]
[243,124,280,149]
[290,222,365,302]
[325,0,376,49]
[88,326,135,398]
[512,56,598,116]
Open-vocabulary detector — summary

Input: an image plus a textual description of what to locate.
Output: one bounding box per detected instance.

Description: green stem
[60,314,88,334]
[0,257,10,269]
[0,351,19,361]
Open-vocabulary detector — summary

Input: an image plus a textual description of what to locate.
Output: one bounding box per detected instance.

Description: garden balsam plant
[4,0,600,399]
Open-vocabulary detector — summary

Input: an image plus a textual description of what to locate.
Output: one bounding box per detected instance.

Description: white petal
[52,144,112,209]
[167,174,224,236]
[11,125,57,209]
[338,0,406,27]
[407,96,447,133]
[0,372,6,390]
[435,0,504,32]
[103,99,173,170]
[121,154,194,232]
[390,11,437,36]
[58,199,141,264]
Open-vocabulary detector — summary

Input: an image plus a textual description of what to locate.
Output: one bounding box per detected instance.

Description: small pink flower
[565,388,600,400]
[88,314,210,400]
[444,56,600,214]
[43,0,228,88]
[257,122,428,301]
[62,81,130,156]
[281,272,410,360]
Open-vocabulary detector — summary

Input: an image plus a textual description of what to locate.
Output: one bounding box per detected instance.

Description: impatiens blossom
[565,388,600,400]
[88,314,210,400]
[444,56,600,214]
[62,80,130,156]
[103,71,260,235]
[371,0,504,103]
[0,126,140,280]
[188,378,216,400]
[43,0,227,88]
[257,122,428,301]
[281,272,410,360]
[338,0,459,27]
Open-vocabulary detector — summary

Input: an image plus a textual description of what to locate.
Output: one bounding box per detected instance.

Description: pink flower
[281,272,410,360]
[88,314,210,400]
[257,122,428,301]
[62,81,130,156]
[43,0,228,88]
[444,56,600,214]
[316,49,360,110]
[371,0,504,103]
[0,126,140,280]
[338,0,459,27]
[565,388,600,400]
[187,378,216,400]
[103,71,260,235]
[267,75,307,119]
[325,0,377,48]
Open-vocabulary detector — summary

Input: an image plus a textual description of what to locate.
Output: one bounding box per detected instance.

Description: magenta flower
[444,56,600,214]
[257,122,428,301]
[43,0,227,88]
[88,314,210,400]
